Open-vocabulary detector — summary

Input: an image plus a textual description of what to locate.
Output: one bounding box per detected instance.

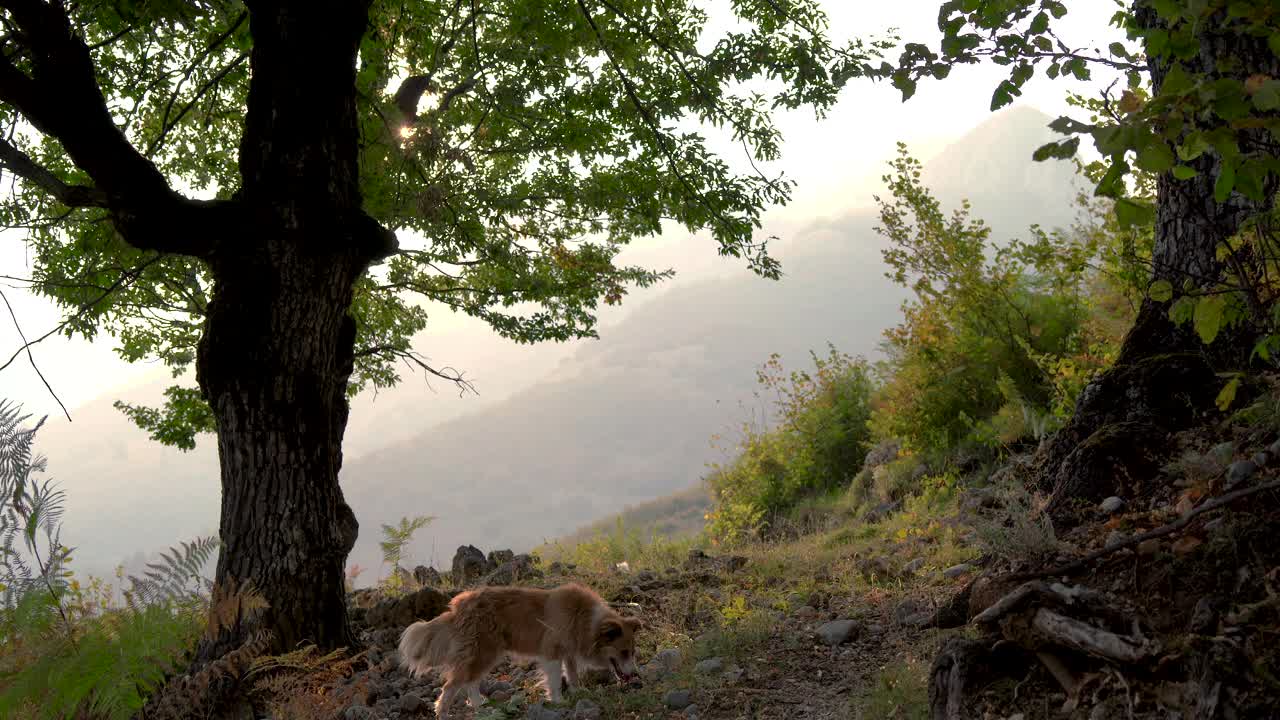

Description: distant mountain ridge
[338,106,1081,574]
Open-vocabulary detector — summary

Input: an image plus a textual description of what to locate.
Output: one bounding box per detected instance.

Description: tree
[0,0,880,656]
[883,1,1280,522]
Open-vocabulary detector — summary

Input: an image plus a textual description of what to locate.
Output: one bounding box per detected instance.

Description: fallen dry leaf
[1172,536,1204,555]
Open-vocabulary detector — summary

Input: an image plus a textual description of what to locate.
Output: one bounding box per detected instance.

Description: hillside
[23,105,1079,580]
[338,105,1081,575]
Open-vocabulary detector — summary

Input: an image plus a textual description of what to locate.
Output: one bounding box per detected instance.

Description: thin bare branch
[0,288,70,421]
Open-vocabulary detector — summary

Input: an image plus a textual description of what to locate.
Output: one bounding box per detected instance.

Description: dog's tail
[398,611,455,677]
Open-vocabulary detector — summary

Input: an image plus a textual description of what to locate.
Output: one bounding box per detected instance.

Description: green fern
[1,394,220,719]
[126,536,220,608]
[379,515,434,569]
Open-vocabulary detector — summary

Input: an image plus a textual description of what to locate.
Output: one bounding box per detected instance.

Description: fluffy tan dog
[398,583,643,719]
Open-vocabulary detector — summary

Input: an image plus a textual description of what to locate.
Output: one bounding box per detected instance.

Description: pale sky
[0,0,1124,423]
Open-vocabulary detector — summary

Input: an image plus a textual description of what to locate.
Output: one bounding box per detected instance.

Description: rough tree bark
[1034,2,1280,523]
[0,0,396,658]
[194,0,395,658]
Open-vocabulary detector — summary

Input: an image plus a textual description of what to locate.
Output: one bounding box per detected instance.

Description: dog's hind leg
[467,684,485,708]
[541,659,564,702]
[435,677,464,720]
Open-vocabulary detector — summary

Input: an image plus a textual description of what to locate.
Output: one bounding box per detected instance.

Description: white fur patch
[541,659,564,701]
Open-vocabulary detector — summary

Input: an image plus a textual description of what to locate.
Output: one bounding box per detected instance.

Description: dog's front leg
[563,655,581,691]
[541,659,565,702]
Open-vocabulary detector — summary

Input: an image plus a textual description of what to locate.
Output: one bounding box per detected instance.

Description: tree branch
[0,0,235,257]
[1009,478,1280,582]
[0,288,70,421]
[355,344,478,397]
[0,137,107,207]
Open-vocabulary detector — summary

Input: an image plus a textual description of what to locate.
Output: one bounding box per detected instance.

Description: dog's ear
[597,618,624,643]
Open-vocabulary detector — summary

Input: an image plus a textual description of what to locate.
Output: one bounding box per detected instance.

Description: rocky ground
[232,419,1280,720]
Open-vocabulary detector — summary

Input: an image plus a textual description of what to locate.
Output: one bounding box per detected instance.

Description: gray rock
[487,548,516,570]
[1254,451,1272,467]
[1105,530,1128,548]
[893,598,930,627]
[684,705,699,720]
[723,664,745,683]
[1211,441,1236,463]
[665,689,693,711]
[412,565,442,587]
[398,694,427,714]
[481,679,515,696]
[648,647,682,675]
[452,545,488,586]
[573,699,602,720]
[863,439,901,472]
[1269,438,1280,458]
[365,586,452,633]
[484,554,545,585]
[344,707,377,720]
[815,619,860,645]
[694,656,724,674]
[1100,496,1124,514]
[527,703,567,720]
[863,500,901,524]
[943,563,976,579]
[1227,459,1259,488]
[903,558,926,574]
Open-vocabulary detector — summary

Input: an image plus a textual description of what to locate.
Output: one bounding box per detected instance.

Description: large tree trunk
[1035,3,1279,524]
[194,0,394,659]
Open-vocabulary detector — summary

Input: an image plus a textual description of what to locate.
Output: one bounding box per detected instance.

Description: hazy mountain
[338,106,1083,574]
[22,105,1081,580]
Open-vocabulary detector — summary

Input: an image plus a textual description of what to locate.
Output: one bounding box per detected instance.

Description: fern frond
[140,630,273,720]
[127,536,219,607]
[204,576,269,642]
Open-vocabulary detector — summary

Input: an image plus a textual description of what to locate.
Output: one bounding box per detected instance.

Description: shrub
[971,482,1060,566]
[869,145,1134,456]
[705,347,874,544]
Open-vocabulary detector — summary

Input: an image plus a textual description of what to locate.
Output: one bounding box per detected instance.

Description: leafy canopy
[1,0,887,447]
[883,0,1280,225]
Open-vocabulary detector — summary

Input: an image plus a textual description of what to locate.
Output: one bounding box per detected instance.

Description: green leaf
[1114,198,1156,228]
[1169,296,1197,325]
[1172,165,1199,180]
[894,73,918,101]
[1193,295,1226,345]
[1215,376,1241,412]
[1135,140,1175,173]
[1270,33,1280,58]
[1033,137,1080,162]
[990,80,1018,110]
[1236,160,1266,201]
[1049,116,1092,135]
[1030,12,1049,34]
[1149,279,1173,302]
[1253,79,1280,111]
[1177,132,1210,161]
[1160,64,1194,95]
[1214,163,1236,202]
